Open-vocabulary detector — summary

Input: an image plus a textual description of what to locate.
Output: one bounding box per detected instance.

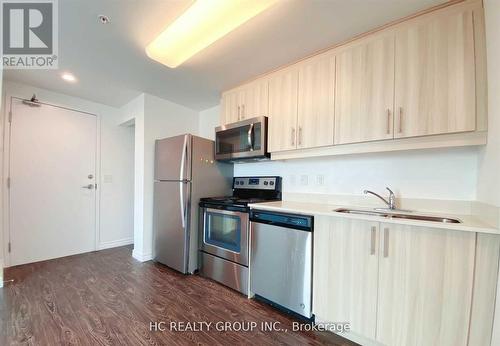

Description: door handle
[247,123,254,151]
[180,135,188,229]
[386,109,391,134]
[82,184,94,190]
[398,107,403,133]
[370,226,376,255]
[383,227,390,258]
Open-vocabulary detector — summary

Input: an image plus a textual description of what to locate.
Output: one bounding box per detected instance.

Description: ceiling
[4,0,448,111]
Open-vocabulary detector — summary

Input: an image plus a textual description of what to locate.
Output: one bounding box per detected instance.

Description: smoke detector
[98,15,110,24]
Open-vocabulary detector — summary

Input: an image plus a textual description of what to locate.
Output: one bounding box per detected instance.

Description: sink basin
[334,208,462,224]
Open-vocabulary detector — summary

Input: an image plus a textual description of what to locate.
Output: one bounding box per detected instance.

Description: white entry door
[8,98,97,266]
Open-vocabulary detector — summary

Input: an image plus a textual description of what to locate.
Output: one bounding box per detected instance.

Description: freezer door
[153,181,191,273]
[155,134,191,181]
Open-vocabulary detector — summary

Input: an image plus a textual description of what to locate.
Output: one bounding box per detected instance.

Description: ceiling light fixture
[61,73,77,83]
[145,0,277,68]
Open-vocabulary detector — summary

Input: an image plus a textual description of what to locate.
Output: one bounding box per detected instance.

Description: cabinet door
[335,33,395,144]
[313,216,379,339]
[394,7,476,138]
[240,79,268,120]
[297,52,335,149]
[268,67,299,152]
[220,90,240,125]
[376,223,475,346]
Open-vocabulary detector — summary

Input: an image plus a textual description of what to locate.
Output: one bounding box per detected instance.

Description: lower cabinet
[313,217,379,339]
[376,223,475,346]
[313,216,481,346]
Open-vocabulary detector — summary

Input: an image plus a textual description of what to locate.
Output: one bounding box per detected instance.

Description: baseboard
[98,238,134,250]
[132,249,153,262]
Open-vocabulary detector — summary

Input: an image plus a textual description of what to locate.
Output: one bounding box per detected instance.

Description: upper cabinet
[220,79,268,126]
[394,5,476,138]
[335,33,395,144]
[297,51,335,149]
[219,0,486,158]
[268,67,299,152]
[241,79,269,120]
[221,89,240,125]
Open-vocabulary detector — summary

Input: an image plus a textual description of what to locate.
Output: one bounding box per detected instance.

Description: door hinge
[8,111,12,123]
[6,177,10,189]
[8,242,11,253]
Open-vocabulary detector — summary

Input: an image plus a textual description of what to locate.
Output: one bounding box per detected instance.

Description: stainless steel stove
[198,176,282,295]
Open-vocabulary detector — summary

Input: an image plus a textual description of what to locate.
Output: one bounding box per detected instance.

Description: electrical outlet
[300,175,308,186]
[316,174,325,186]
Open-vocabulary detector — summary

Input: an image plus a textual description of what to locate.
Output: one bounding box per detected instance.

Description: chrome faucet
[364,187,397,210]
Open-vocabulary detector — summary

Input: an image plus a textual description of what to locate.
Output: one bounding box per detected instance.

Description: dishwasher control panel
[250,210,313,231]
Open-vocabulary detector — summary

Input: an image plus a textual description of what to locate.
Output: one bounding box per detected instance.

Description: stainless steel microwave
[215,116,269,161]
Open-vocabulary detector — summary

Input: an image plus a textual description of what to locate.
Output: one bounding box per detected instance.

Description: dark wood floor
[1,246,357,346]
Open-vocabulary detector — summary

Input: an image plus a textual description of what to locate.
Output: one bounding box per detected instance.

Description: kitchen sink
[334,208,462,224]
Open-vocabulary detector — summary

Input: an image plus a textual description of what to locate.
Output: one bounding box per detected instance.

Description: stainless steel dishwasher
[250,210,313,318]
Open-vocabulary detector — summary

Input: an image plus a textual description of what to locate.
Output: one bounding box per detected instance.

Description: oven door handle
[247,123,254,151]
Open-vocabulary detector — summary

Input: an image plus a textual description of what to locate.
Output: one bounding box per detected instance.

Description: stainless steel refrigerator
[153,134,232,274]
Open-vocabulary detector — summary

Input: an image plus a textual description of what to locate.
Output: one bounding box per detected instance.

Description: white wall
[120,94,145,257]
[234,147,478,201]
[123,93,199,261]
[0,81,135,264]
[198,105,220,140]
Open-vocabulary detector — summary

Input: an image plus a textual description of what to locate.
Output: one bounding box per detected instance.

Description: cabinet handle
[398,107,403,133]
[370,226,376,255]
[241,104,245,119]
[237,105,241,120]
[386,109,391,134]
[383,227,389,258]
[298,126,303,146]
[291,128,296,146]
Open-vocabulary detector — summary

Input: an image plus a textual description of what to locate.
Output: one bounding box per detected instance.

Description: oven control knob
[264,181,268,185]
[270,181,275,186]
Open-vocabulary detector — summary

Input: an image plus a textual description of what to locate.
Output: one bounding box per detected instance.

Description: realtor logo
[1,0,58,69]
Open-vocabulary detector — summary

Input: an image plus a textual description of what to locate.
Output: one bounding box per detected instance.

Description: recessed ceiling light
[61,73,77,83]
[146,0,277,68]
[98,15,110,24]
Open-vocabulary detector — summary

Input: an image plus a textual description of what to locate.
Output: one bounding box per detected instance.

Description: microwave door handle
[247,123,254,151]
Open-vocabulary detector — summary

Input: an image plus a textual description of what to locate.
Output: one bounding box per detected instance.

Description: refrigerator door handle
[180,135,188,181]
[180,182,185,229]
[179,135,188,228]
